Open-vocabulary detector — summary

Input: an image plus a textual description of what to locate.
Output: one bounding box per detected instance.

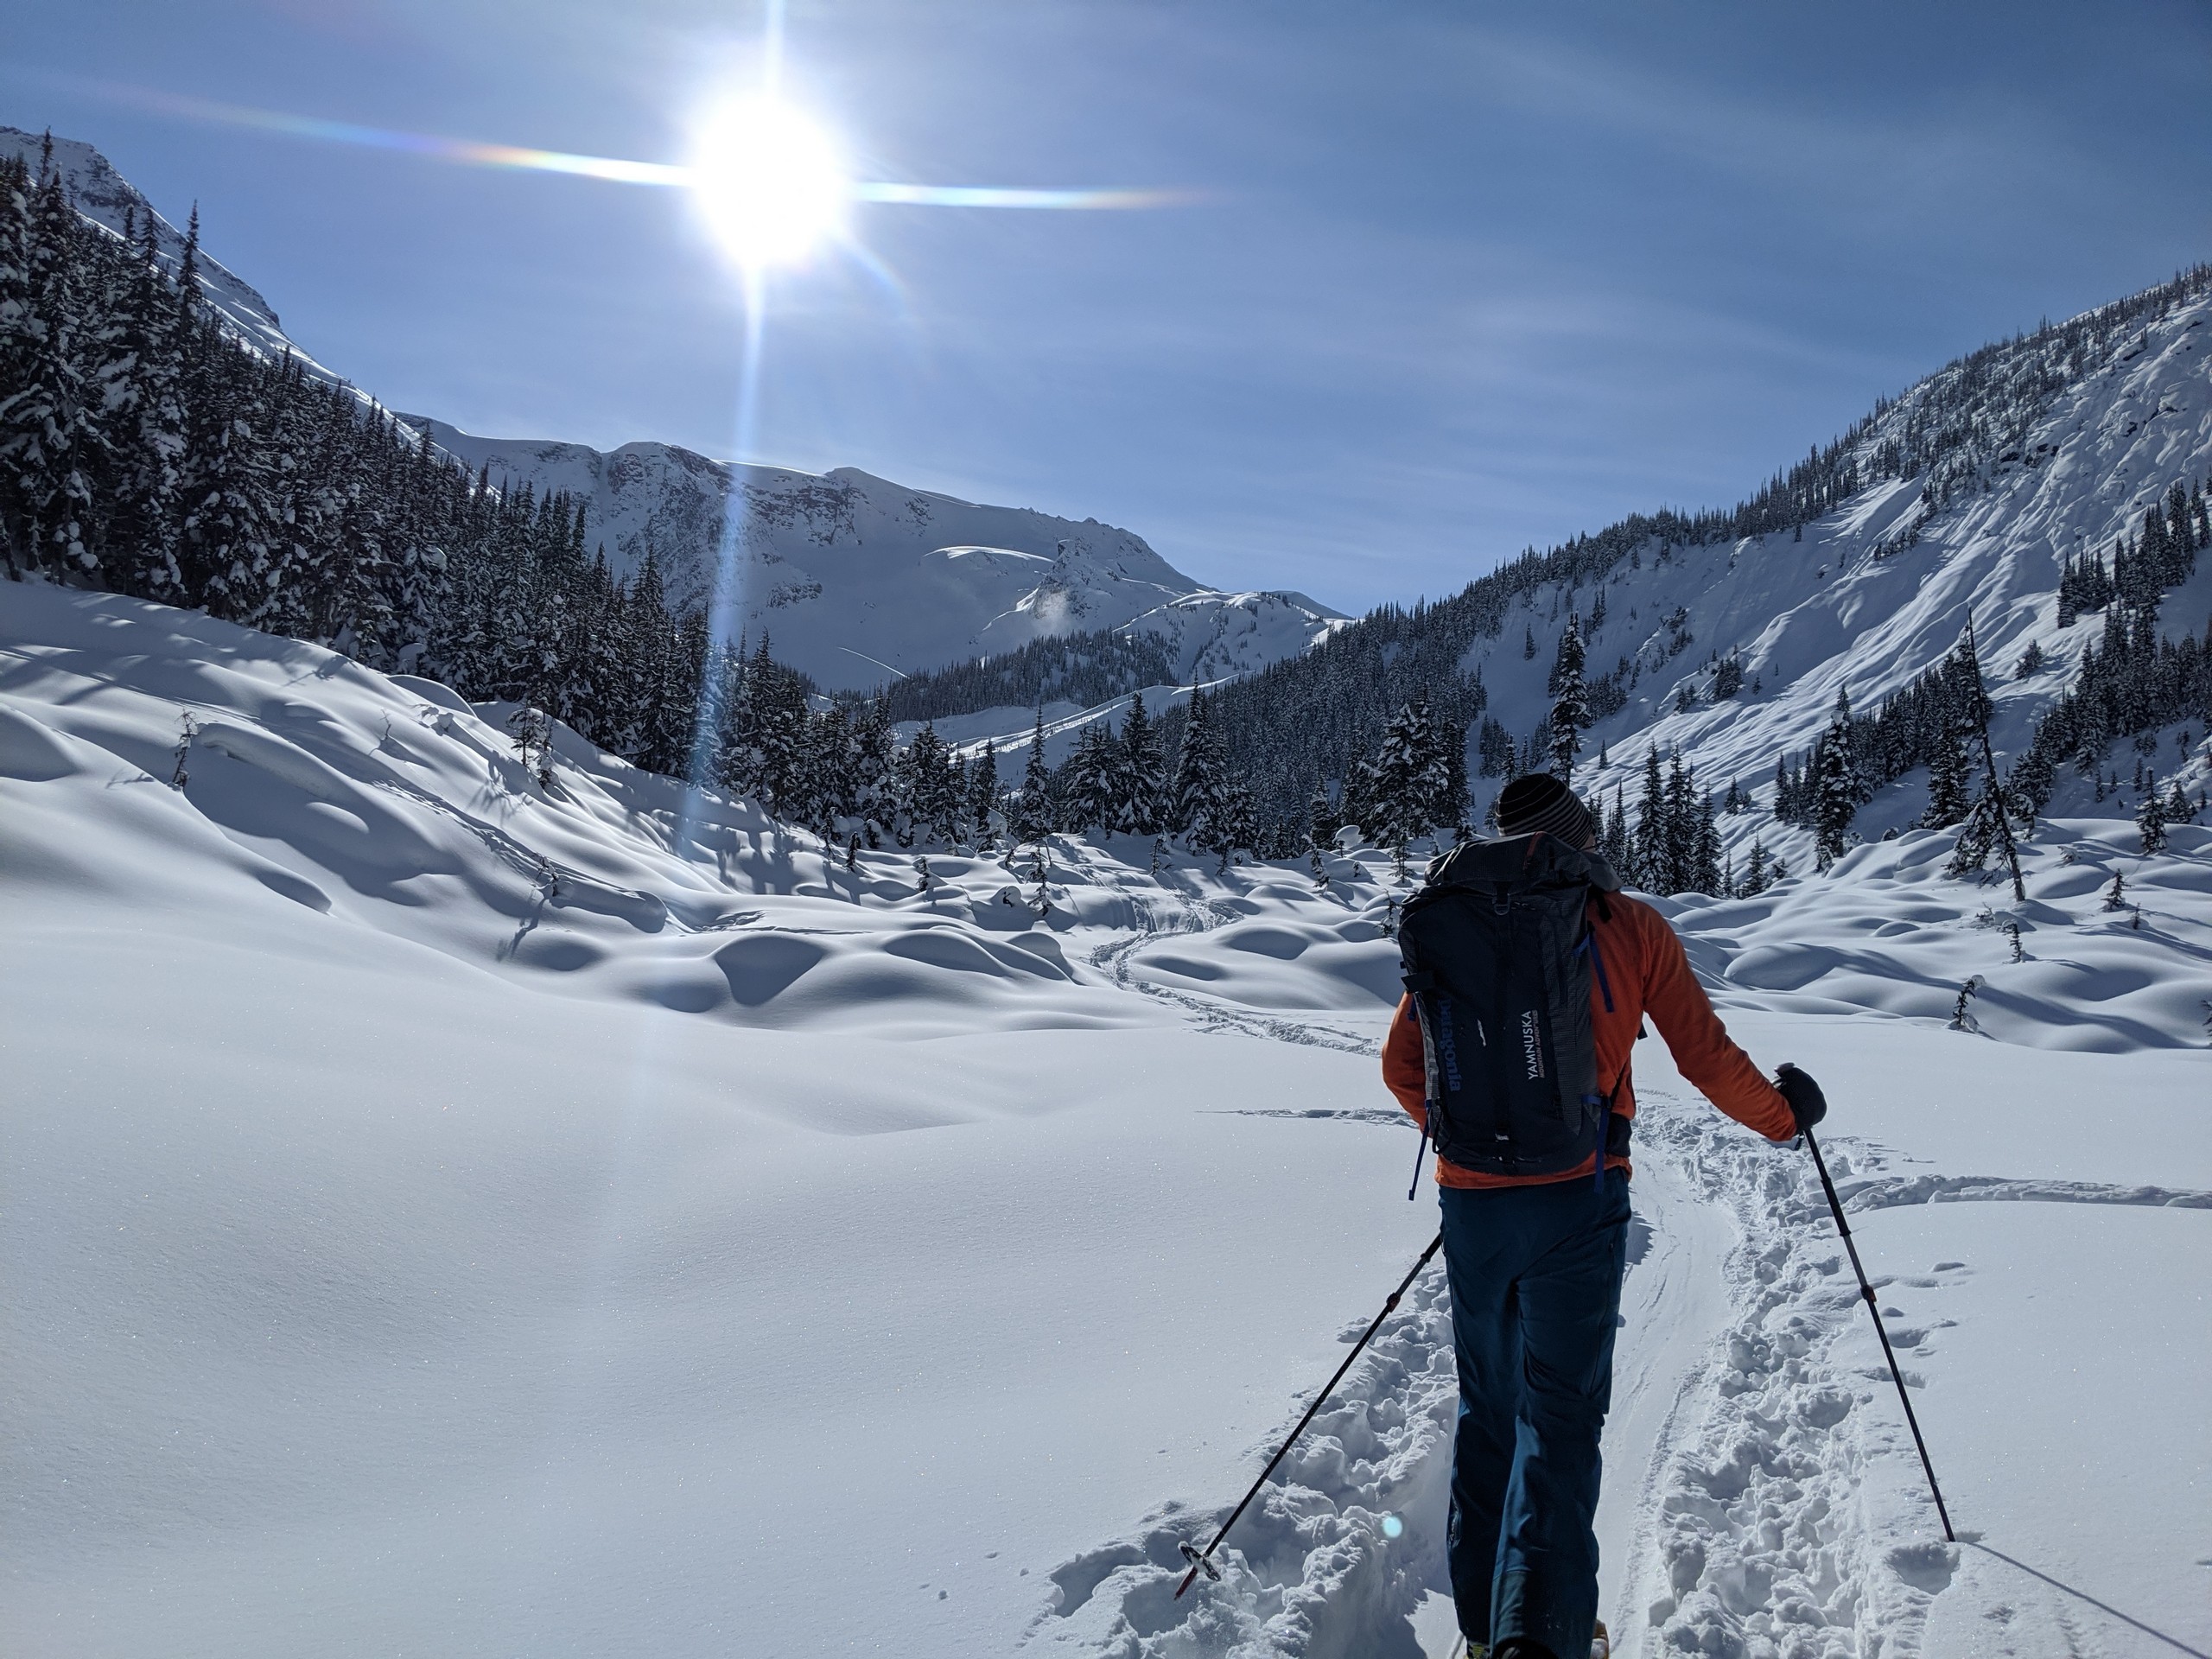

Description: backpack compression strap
[1400,967,1465,1200]
[1574,908,1624,1190]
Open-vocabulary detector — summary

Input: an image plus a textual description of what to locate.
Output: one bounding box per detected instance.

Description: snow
[402,416,1345,691]
[1435,287,2212,864]
[1600,1030,2211,1659]
[5,578,2208,1659]
[0,125,339,378]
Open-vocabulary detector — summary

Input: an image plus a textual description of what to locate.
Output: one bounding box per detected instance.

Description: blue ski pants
[1440,1168,1630,1656]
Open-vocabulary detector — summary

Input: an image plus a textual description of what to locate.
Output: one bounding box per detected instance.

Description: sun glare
[690,95,849,269]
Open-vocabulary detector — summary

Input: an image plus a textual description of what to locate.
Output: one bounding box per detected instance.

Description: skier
[1384,772,1825,1659]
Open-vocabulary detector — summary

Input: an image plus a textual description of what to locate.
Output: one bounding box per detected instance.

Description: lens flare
[690,96,848,269]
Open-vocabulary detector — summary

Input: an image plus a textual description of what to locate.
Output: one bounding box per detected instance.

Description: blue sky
[7,2,2210,613]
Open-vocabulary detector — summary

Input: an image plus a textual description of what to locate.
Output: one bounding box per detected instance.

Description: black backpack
[1397,833,1626,1181]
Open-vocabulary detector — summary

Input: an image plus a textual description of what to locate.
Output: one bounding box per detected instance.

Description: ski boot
[1591,1621,1611,1659]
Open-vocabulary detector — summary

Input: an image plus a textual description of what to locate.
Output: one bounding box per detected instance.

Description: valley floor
[3,585,2208,1659]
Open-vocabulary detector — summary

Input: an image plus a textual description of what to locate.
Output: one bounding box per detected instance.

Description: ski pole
[1802,1125,1956,1542]
[1173,1232,1444,1599]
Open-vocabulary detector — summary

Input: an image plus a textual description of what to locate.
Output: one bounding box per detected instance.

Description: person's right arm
[1632,906,1796,1141]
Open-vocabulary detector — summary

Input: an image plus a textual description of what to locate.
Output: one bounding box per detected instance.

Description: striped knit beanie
[1495,772,1596,847]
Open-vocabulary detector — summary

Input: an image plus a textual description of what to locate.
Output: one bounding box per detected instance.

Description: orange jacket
[1382,889,1794,1187]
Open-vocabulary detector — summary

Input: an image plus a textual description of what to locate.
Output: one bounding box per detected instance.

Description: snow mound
[1658,823,2212,1050]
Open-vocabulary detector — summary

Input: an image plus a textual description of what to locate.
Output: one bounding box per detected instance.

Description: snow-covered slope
[0,125,330,374]
[1449,281,2212,861]
[5,579,2208,1659]
[404,415,1343,690]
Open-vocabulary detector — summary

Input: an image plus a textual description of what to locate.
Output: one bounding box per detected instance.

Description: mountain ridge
[398,413,1346,690]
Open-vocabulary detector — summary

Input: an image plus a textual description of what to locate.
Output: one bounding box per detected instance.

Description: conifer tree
[969,738,1001,840]
[1691,788,1721,893]
[1013,709,1054,842]
[1811,720,1859,871]
[1546,613,1590,778]
[1338,753,1376,845]
[905,721,963,843]
[1600,785,1630,870]
[1058,721,1119,832]
[1114,692,1164,835]
[1168,687,1232,850]
[1306,775,1341,851]
[849,696,898,847]
[1633,748,1666,890]
[1741,838,1770,897]
[1367,698,1434,847]
[1943,620,2028,901]
[1427,700,1469,834]
[1664,753,1700,891]
[1922,718,1972,827]
[2137,772,2168,853]
[0,155,98,579]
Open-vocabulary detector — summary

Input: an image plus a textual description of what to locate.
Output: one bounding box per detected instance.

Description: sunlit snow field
[3,583,2208,1659]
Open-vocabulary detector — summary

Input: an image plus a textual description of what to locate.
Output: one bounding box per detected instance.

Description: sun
[690,95,848,269]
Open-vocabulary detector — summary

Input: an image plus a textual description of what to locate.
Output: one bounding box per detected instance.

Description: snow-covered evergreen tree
[1546,613,1589,777]
[1168,686,1232,851]
[1740,838,1770,897]
[1943,623,2029,901]
[1012,709,1053,842]
[1306,774,1341,851]
[1058,722,1119,832]
[1365,699,1429,847]
[1922,717,1972,827]
[969,738,1001,842]
[1810,692,1862,871]
[2137,772,2169,853]
[1113,693,1164,836]
[849,697,897,847]
[1599,785,1630,871]
[1632,748,1666,889]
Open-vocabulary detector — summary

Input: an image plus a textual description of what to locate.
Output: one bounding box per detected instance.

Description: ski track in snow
[1080,859,1389,1056]
[1029,1253,1458,1659]
[1039,1074,2212,1659]
[1609,1100,1962,1659]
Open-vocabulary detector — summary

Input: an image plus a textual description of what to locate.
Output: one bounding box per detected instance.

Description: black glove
[1775,1063,1827,1135]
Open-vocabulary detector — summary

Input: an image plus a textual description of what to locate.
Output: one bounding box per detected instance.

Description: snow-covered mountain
[1179,269,2212,858]
[5,125,1341,694]
[402,415,1344,690]
[0,125,327,373]
[1549,280,2212,868]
